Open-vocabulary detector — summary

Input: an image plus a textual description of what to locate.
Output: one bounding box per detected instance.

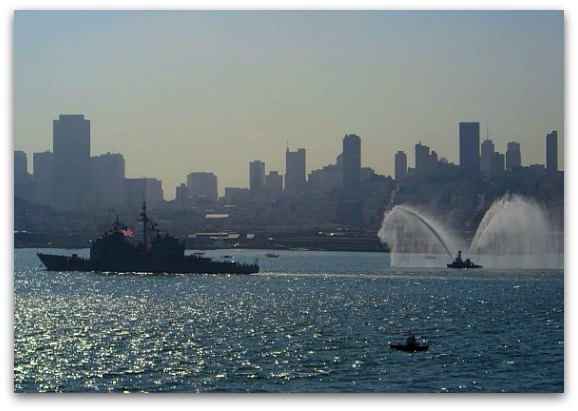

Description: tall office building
[124,178,163,210]
[459,122,480,174]
[14,150,28,186]
[414,143,430,173]
[394,151,408,183]
[14,150,33,201]
[480,139,495,178]
[187,172,218,202]
[342,134,361,192]
[546,131,558,172]
[90,153,125,209]
[265,171,283,194]
[285,148,306,194]
[491,152,505,178]
[249,160,266,191]
[52,114,91,209]
[33,151,54,206]
[175,183,189,209]
[506,142,521,171]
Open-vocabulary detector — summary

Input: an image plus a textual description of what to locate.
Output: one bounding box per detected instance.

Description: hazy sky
[14,10,564,198]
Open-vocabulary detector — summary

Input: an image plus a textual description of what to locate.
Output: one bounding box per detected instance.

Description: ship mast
[138,202,149,250]
[114,214,120,233]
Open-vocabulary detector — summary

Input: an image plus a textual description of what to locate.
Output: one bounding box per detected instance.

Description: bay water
[14,248,564,393]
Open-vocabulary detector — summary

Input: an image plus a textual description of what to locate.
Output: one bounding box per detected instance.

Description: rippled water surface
[14,249,564,392]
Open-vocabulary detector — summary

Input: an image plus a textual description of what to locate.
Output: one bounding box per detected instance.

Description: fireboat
[447,250,482,269]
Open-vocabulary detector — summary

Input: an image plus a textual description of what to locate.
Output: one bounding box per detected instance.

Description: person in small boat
[406,332,417,346]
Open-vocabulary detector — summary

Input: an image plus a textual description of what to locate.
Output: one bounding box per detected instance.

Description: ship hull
[389,343,429,352]
[447,263,482,269]
[37,253,258,274]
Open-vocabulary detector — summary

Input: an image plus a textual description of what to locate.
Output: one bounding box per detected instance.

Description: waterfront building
[52,114,91,210]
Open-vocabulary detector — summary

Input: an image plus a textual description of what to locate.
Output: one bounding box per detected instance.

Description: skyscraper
[491,152,505,178]
[394,151,407,183]
[175,183,189,209]
[414,143,430,174]
[52,114,90,209]
[285,148,306,194]
[90,153,125,209]
[14,150,33,201]
[546,131,558,172]
[342,134,361,192]
[265,171,283,194]
[33,151,54,206]
[187,172,218,202]
[14,150,28,187]
[480,138,495,178]
[125,178,163,210]
[459,122,480,174]
[506,142,521,171]
[249,160,266,191]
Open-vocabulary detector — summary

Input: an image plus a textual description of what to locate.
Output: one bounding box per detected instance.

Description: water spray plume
[468,194,557,256]
[378,194,562,268]
[378,205,462,261]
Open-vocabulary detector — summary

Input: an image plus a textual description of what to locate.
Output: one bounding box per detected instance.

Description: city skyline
[14,11,564,198]
[14,114,559,209]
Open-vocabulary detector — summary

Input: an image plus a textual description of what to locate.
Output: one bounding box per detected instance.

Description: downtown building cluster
[393,122,559,184]
[14,115,561,233]
[14,115,373,216]
[14,115,163,211]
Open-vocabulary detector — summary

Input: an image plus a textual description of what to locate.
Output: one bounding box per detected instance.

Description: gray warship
[37,204,259,274]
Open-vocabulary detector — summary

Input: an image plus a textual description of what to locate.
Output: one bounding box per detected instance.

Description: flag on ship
[120,225,135,237]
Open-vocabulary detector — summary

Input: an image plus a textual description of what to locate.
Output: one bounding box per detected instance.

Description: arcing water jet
[379,194,563,268]
[378,205,463,264]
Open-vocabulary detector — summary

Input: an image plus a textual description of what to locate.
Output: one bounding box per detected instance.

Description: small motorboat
[390,332,429,352]
[265,252,279,258]
[447,250,482,269]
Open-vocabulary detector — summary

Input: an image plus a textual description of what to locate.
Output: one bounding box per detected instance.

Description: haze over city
[14,10,563,198]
